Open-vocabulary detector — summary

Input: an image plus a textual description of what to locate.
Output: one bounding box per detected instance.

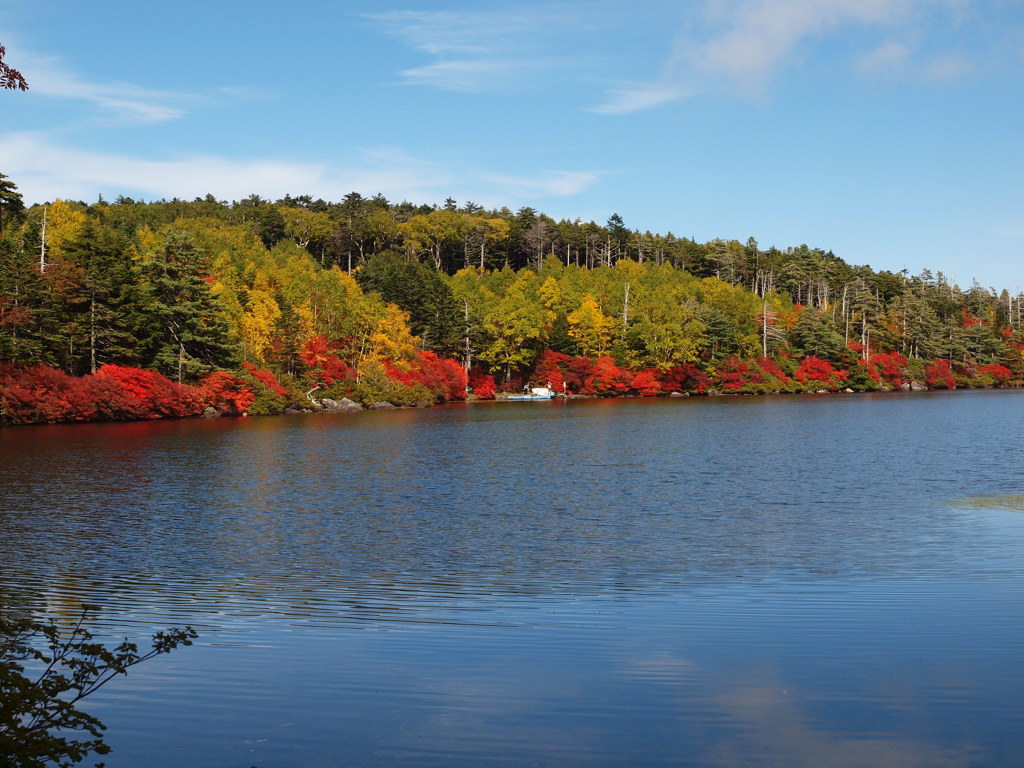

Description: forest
[1,171,1021,425]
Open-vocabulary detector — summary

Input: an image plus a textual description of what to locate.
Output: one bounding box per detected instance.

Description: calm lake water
[2,391,1024,767]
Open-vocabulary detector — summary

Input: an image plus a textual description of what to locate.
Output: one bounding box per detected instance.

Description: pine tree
[790,307,847,361]
[0,172,25,232]
[59,219,139,373]
[0,232,48,362]
[137,229,237,381]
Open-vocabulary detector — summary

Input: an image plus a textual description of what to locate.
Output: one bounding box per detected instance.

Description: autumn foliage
[198,370,256,415]
[925,359,956,389]
[629,369,663,396]
[468,369,497,399]
[95,365,201,418]
[300,335,354,386]
[658,363,708,394]
[0,363,202,424]
[794,357,849,390]
[978,363,1012,384]
[241,362,289,397]
[415,351,468,402]
[863,352,908,389]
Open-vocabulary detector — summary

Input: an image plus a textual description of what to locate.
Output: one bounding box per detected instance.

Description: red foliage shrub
[532,349,572,389]
[564,355,631,395]
[319,357,354,386]
[630,368,663,396]
[382,360,418,388]
[716,356,753,391]
[978,363,1012,384]
[0,363,200,424]
[95,364,202,418]
[794,356,848,389]
[588,356,632,395]
[865,352,908,388]
[658,363,708,393]
[468,369,497,399]
[468,370,495,399]
[757,356,791,383]
[381,352,467,402]
[199,370,257,415]
[416,351,468,401]
[300,335,354,385]
[241,362,289,396]
[565,355,595,393]
[924,359,956,389]
[80,374,149,421]
[0,363,81,424]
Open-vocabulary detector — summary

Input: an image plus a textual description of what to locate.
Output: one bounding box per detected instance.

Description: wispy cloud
[857,40,975,83]
[0,133,601,206]
[857,40,915,73]
[7,45,188,124]
[483,170,601,199]
[398,58,552,93]
[593,0,973,113]
[367,9,577,93]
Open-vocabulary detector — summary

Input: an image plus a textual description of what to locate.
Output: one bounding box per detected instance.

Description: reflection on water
[953,493,1024,511]
[2,392,1024,766]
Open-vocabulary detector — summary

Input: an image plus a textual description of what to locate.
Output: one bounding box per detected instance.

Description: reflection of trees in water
[1,395,1019,628]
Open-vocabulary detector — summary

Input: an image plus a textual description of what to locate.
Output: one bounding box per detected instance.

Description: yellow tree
[280,207,334,252]
[481,273,554,381]
[466,216,510,269]
[39,199,87,264]
[240,270,282,363]
[399,209,468,270]
[449,267,499,372]
[365,302,420,372]
[171,217,270,351]
[567,294,616,357]
[538,275,563,315]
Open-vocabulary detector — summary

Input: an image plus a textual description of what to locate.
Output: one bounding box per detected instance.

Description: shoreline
[3,379,1020,429]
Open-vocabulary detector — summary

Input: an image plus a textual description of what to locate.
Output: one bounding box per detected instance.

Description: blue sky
[1,0,1022,290]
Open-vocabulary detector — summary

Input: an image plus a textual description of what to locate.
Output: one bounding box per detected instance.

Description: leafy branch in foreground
[0,45,28,91]
[0,606,196,767]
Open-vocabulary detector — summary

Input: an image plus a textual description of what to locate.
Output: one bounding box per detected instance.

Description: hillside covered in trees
[1,172,1021,425]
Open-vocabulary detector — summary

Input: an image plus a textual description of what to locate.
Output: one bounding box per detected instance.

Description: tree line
[0,172,1020,424]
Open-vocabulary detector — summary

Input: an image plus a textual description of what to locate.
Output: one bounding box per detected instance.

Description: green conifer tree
[137,229,237,381]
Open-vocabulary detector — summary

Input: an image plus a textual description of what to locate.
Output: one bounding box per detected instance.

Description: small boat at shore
[507,386,555,401]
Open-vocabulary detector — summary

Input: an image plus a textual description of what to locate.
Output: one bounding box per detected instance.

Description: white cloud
[857,40,974,83]
[857,41,914,73]
[0,132,322,203]
[591,81,692,114]
[922,53,974,82]
[482,170,601,199]
[593,0,969,113]
[398,58,548,93]
[7,46,188,125]
[368,10,538,57]
[0,133,600,207]
[367,8,578,93]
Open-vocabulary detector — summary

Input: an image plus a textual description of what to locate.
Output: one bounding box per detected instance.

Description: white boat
[508,386,554,401]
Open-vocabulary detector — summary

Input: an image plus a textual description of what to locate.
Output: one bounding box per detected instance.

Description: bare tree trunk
[39,206,47,273]
[842,285,849,344]
[89,293,97,374]
[462,299,472,373]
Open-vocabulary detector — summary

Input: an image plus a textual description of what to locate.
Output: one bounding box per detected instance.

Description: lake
[2,391,1023,767]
